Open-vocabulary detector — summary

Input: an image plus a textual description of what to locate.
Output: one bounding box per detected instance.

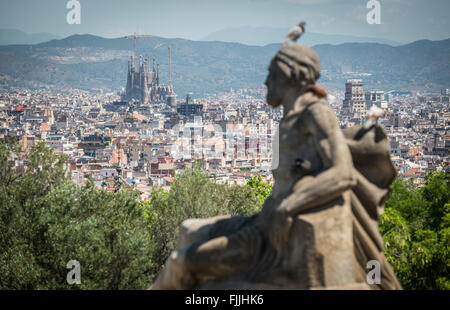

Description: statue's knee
[178,216,229,247]
[178,218,210,247]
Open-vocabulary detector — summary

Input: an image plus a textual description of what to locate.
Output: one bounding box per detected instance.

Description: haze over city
[0,0,449,43]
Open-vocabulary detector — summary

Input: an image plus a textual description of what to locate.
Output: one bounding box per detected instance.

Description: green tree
[0,140,68,289]
[0,140,155,289]
[245,175,272,206]
[380,170,450,290]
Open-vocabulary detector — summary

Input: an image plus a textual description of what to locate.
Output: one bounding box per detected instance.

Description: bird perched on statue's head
[282,22,306,46]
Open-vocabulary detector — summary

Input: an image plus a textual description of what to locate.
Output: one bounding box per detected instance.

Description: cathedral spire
[157,63,160,86]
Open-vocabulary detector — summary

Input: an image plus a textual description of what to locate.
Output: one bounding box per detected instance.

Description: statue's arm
[282,104,356,216]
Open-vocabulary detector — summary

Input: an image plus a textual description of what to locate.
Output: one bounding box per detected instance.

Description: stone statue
[150,43,402,290]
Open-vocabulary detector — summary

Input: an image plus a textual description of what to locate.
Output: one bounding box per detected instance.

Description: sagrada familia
[122,54,174,104]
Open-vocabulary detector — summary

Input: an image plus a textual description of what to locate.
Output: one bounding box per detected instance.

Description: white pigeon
[282,22,306,46]
[363,105,385,129]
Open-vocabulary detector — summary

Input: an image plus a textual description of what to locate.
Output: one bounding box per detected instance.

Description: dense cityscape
[0,51,448,199]
[1,0,450,294]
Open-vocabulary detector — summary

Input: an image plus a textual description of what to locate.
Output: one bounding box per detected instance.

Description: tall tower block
[343,79,366,116]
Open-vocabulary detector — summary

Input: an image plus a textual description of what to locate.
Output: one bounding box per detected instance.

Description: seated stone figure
[151,43,402,290]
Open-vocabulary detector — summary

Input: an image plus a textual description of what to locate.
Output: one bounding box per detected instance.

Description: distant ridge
[200,26,403,47]
[0,29,61,45]
[0,34,448,96]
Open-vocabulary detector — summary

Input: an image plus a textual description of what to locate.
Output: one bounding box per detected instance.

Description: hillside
[0,29,60,46]
[0,34,448,96]
[201,26,402,47]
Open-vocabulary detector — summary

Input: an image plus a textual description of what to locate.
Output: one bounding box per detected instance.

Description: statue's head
[265,44,321,107]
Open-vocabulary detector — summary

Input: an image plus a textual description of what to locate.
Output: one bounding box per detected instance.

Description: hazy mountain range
[200,26,402,47]
[0,29,61,46]
[0,33,448,96]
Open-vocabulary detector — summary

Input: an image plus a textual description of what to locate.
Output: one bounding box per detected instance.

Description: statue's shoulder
[296,98,340,133]
[287,97,332,122]
[305,98,332,114]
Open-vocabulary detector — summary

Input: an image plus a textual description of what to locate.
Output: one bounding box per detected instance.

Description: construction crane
[124,32,157,60]
[168,45,172,87]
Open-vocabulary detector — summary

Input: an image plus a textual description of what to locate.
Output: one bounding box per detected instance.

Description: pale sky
[0,0,449,43]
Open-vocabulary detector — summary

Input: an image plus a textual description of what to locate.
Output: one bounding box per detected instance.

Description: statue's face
[265,61,285,108]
